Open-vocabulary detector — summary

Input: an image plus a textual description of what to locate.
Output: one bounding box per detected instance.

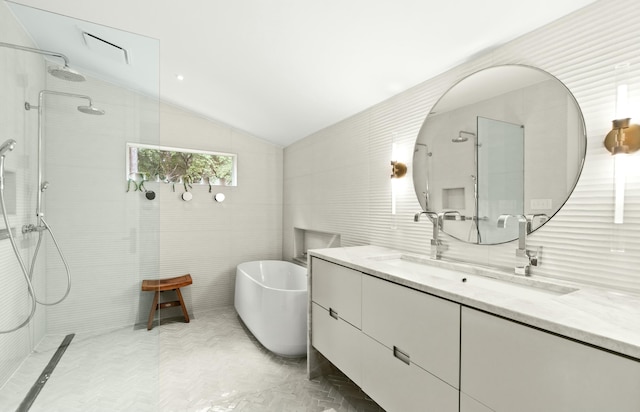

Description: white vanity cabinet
[311,257,361,327]
[361,275,460,388]
[361,335,458,412]
[311,257,460,412]
[310,258,363,385]
[460,307,640,412]
[360,275,459,412]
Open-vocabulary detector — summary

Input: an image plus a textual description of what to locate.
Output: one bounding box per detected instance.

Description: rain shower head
[0,42,86,82]
[452,131,476,143]
[0,139,16,157]
[47,65,86,82]
[77,104,105,115]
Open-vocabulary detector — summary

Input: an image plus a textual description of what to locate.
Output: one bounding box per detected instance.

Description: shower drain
[16,333,75,412]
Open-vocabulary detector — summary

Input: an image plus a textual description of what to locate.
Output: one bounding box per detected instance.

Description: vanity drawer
[311,257,361,328]
[361,334,458,412]
[461,307,640,412]
[311,302,362,386]
[362,274,460,388]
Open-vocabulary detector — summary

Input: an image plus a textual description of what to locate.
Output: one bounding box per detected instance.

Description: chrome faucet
[414,211,442,259]
[497,214,541,276]
[414,210,461,260]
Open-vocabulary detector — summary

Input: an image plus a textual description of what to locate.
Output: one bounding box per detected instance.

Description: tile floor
[0,307,384,412]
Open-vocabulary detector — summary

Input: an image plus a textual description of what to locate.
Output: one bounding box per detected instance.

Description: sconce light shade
[604,118,640,155]
[390,160,407,178]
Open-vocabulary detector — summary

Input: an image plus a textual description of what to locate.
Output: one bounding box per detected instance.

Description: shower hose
[0,162,71,334]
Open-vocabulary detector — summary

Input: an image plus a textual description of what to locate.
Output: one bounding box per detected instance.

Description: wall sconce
[603,118,640,156]
[604,119,639,225]
[390,160,407,179]
[604,63,639,225]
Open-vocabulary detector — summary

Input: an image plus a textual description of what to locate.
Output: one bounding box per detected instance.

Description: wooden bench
[141,274,193,330]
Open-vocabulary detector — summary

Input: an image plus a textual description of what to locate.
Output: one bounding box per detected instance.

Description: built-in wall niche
[293,228,340,266]
[126,143,237,188]
[442,187,465,210]
[0,171,16,216]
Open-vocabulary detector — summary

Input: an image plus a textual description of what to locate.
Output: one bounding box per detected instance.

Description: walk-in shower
[0,90,105,334]
[23,90,105,302]
[0,42,91,335]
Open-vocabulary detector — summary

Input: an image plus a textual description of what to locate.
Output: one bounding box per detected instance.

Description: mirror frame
[413,64,587,245]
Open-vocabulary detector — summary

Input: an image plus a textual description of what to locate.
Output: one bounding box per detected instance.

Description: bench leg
[147,291,159,330]
[175,288,190,323]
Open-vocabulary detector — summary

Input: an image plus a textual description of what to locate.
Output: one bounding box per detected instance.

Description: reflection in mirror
[413,65,586,245]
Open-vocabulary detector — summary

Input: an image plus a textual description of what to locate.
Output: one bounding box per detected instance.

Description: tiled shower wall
[41,79,283,334]
[283,0,640,294]
[0,1,46,387]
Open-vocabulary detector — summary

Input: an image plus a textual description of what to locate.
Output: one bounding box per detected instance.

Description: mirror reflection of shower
[21,90,105,308]
[451,130,482,242]
[452,130,475,143]
[414,143,432,210]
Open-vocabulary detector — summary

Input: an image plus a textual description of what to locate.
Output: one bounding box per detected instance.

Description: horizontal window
[126,143,237,187]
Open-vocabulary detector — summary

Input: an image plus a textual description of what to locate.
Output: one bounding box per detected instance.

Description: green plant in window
[131,146,234,187]
[205,155,233,185]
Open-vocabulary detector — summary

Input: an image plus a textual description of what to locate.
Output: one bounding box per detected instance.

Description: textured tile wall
[40,81,284,333]
[284,0,640,294]
[0,1,46,388]
[156,103,284,314]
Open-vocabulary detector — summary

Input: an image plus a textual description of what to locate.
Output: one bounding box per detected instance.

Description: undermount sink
[367,254,579,298]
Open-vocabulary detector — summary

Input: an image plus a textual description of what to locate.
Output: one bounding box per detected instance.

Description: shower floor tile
[0,307,384,412]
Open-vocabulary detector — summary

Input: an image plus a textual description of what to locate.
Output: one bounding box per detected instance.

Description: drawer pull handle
[393,346,411,365]
[329,308,339,320]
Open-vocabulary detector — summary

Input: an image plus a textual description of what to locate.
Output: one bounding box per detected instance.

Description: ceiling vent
[82,31,130,65]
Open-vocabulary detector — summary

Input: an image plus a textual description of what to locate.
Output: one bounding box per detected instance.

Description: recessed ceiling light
[176,74,184,81]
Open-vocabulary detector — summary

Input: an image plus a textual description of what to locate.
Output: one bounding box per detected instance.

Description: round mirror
[413,65,586,244]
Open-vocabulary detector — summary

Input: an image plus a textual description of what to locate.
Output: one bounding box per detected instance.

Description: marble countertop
[308,245,640,360]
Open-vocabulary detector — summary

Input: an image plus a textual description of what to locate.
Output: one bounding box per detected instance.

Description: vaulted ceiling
[7,0,597,146]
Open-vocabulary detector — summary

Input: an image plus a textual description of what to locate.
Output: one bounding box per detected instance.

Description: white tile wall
[0,1,46,388]
[39,87,284,333]
[284,0,640,294]
[157,103,284,313]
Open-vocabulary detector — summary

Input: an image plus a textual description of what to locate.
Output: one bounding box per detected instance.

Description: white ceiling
[6,0,597,147]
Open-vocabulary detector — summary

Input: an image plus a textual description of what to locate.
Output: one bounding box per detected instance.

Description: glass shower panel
[477,116,524,244]
[0,2,161,410]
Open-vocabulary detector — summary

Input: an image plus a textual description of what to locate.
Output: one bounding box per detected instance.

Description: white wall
[0,1,46,388]
[155,103,284,314]
[40,78,283,334]
[284,0,640,294]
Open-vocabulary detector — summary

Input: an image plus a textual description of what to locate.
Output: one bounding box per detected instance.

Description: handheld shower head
[0,139,16,157]
[77,104,105,115]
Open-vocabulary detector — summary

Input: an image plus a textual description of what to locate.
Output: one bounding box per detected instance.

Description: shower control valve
[22,224,37,234]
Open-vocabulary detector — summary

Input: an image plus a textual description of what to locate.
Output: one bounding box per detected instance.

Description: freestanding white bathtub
[234,260,308,357]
